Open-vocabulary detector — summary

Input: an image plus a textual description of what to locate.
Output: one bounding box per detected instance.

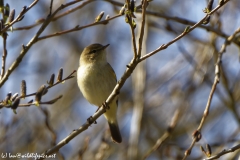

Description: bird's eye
[92,50,96,53]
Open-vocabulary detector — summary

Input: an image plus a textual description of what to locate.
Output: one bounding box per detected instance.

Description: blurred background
[0,0,240,159]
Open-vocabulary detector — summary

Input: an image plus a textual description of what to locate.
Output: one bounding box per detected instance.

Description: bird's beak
[102,44,110,50]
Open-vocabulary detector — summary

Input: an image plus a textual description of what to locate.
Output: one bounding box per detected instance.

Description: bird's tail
[108,121,122,143]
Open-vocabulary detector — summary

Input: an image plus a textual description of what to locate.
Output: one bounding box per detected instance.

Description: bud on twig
[192,130,202,142]
[47,74,55,86]
[184,26,191,33]
[207,0,214,12]
[0,19,3,30]
[200,146,205,153]
[42,88,48,96]
[5,92,11,104]
[105,15,110,20]
[132,19,136,29]
[203,16,210,25]
[21,80,26,98]
[185,149,191,156]
[35,85,46,106]
[11,97,20,110]
[119,4,126,15]
[4,3,9,21]
[57,68,63,82]
[8,9,15,23]
[206,144,212,157]
[41,95,63,104]
[11,97,20,114]
[11,93,18,101]
[95,11,104,22]
[125,14,130,23]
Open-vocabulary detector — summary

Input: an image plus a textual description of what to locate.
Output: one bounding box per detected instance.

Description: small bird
[77,43,122,143]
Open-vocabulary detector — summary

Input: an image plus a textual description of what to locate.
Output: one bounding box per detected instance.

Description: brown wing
[108,63,118,106]
[108,62,117,82]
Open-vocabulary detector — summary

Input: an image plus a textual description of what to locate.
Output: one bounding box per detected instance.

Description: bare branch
[182,27,240,160]
[130,24,138,59]
[48,0,54,16]
[137,0,148,58]
[0,1,82,87]
[144,109,180,159]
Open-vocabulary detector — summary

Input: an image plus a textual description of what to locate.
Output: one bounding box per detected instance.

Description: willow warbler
[77,43,122,143]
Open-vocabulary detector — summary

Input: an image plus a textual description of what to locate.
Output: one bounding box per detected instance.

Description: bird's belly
[77,65,116,106]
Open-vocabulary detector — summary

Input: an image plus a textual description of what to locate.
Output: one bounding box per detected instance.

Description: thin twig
[130,24,138,59]
[48,0,54,16]
[198,28,240,130]
[40,107,57,145]
[128,1,148,159]
[38,95,63,105]
[1,33,7,79]
[37,14,121,41]
[137,0,147,58]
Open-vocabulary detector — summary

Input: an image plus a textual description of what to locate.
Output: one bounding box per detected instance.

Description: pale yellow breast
[77,63,116,107]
